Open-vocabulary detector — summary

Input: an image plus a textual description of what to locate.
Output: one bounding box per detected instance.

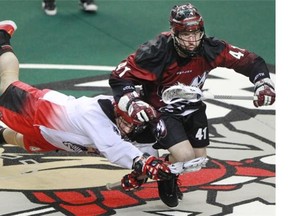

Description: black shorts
[154,103,209,149]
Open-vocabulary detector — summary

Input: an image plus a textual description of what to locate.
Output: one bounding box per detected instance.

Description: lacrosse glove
[121,171,147,191]
[118,91,157,122]
[133,153,172,181]
[253,78,275,107]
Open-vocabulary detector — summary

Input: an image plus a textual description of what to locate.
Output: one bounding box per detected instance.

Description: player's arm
[109,34,171,122]
[81,107,171,191]
[216,40,275,107]
[109,57,158,123]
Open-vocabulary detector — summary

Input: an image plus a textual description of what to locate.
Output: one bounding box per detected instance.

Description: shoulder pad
[134,33,174,77]
[202,36,226,62]
[135,33,172,62]
[135,32,173,77]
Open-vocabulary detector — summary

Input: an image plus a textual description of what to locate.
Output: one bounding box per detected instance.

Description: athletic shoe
[42,0,57,16]
[157,174,181,208]
[0,125,6,144]
[0,125,4,131]
[177,184,183,201]
[0,20,17,37]
[79,0,98,12]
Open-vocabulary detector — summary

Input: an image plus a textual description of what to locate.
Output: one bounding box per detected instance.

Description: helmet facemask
[170,3,205,57]
[113,103,147,140]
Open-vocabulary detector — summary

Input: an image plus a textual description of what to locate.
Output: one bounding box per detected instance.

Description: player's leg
[42,0,57,16]
[168,144,207,163]
[194,147,207,157]
[155,104,209,207]
[157,142,206,208]
[156,114,196,162]
[167,140,196,163]
[0,52,19,94]
[0,20,19,94]
[158,147,207,208]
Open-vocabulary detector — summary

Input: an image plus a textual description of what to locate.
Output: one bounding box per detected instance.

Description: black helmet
[170,3,205,57]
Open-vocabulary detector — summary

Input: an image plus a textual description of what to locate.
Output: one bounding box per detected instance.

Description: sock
[0,30,13,55]
[0,127,7,144]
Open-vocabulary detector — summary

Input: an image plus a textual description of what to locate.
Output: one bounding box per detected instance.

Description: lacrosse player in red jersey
[109,3,275,207]
[0,20,175,193]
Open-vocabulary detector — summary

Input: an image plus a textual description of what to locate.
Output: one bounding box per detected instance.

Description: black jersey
[109,32,270,110]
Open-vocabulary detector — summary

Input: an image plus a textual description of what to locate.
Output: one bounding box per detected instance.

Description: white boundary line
[12,207,56,216]
[19,64,115,71]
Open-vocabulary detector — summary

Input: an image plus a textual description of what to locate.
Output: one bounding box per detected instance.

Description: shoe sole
[44,9,57,16]
[81,3,98,12]
[0,20,17,31]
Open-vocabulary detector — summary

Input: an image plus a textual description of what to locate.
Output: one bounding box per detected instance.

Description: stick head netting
[162,83,203,104]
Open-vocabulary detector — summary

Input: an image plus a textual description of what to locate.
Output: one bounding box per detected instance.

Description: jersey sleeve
[88,123,145,169]
[204,37,271,83]
[109,55,155,101]
[75,99,144,169]
[109,33,173,101]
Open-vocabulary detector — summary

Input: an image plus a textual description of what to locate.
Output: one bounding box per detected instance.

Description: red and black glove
[253,78,275,107]
[133,153,173,181]
[118,91,157,122]
[121,171,147,191]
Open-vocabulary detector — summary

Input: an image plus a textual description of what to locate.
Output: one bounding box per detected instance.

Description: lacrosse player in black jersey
[109,3,275,207]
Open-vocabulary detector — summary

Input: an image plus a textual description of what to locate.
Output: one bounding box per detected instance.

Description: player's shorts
[0,81,61,152]
[154,102,209,149]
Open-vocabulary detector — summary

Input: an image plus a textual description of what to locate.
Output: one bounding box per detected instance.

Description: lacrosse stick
[105,157,208,190]
[106,181,122,190]
[168,157,208,174]
[162,84,203,104]
[202,90,257,101]
[162,84,256,105]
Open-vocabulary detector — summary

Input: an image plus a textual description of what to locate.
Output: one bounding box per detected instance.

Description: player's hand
[121,171,146,191]
[253,78,275,107]
[118,91,157,122]
[133,153,173,181]
[127,100,157,122]
[143,155,172,180]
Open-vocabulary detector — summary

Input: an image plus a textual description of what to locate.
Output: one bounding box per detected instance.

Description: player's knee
[169,149,195,163]
[168,141,196,162]
[177,152,195,162]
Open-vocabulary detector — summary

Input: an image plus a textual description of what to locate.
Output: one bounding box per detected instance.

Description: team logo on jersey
[29,146,42,152]
[62,141,89,153]
[190,71,208,88]
[154,119,167,140]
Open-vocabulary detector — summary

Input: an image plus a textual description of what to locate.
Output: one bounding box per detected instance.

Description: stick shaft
[212,94,256,100]
[106,181,121,190]
[202,91,256,101]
